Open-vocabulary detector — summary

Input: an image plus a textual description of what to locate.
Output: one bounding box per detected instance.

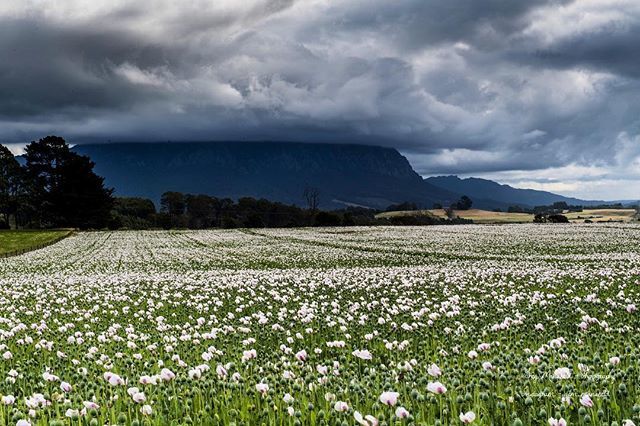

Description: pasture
[427,209,534,223]
[0,225,638,425]
[378,208,638,224]
[563,209,637,223]
[0,230,72,256]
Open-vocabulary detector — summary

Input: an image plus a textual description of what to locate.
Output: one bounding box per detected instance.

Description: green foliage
[7,136,114,229]
[534,213,569,223]
[113,193,473,230]
[0,145,24,227]
[452,195,473,210]
[314,211,342,226]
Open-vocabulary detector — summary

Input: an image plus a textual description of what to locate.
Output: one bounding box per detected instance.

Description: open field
[378,208,638,224]
[0,225,639,425]
[377,208,533,223]
[563,209,637,223]
[429,208,534,223]
[0,230,72,256]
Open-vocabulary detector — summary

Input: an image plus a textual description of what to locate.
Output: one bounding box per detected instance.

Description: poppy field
[0,225,638,426]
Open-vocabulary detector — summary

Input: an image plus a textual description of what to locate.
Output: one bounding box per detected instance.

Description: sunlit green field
[0,225,639,425]
[376,208,638,224]
[0,230,71,256]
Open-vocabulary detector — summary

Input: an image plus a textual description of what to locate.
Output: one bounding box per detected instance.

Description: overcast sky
[1,1,639,199]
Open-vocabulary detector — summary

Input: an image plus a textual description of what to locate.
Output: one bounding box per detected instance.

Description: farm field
[0,230,72,256]
[563,209,637,223]
[378,208,638,224]
[427,209,534,223]
[0,225,639,425]
[376,209,533,223]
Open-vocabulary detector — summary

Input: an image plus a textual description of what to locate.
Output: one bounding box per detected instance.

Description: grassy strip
[0,230,72,257]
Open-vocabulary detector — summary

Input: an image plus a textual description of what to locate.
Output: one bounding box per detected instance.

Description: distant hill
[425,175,607,208]
[72,142,461,209]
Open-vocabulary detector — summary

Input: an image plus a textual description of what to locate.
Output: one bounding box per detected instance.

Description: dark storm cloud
[0,20,173,117]
[530,29,640,79]
[319,0,573,51]
[0,0,639,198]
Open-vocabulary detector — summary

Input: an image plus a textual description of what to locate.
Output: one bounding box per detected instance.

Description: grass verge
[0,230,72,257]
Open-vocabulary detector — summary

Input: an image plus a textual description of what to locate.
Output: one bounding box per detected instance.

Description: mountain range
[423,176,614,209]
[65,141,631,210]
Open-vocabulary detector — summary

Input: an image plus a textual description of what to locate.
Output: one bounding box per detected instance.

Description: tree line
[0,136,113,229]
[111,192,472,230]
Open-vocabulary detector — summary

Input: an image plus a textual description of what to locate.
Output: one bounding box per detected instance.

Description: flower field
[0,225,639,425]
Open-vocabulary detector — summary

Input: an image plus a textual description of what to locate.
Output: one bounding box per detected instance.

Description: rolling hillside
[425,175,608,208]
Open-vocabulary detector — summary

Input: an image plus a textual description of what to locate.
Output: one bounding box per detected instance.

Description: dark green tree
[110,197,157,230]
[24,136,113,229]
[113,197,156,219]
[0,145,23,227]
[160,191,187,228]
[185,194,219,229]
[453,195,473,210]
[552,201,569,211]
[58,154,114,228]
[160,192,185,216]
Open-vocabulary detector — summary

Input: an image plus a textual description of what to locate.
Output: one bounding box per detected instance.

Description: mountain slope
[73,142,460,209]
[425,175,604,207]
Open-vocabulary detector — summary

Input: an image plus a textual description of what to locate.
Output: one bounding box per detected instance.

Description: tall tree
[160,192,186,217]
[24,136,70,226]
[185,194,219,229]
[24,136,113,229]
[0,145,23,227]
[303,186,320,211]
[55,153,114,228]
[160,191,186,228]
[454,195,473,211]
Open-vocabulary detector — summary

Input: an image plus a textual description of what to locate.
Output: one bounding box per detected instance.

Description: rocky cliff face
[74,141,459,209]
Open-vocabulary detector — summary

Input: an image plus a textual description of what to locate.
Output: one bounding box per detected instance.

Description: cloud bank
[0,0,639,199]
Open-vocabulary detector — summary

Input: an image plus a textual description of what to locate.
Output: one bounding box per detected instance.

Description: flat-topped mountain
[65,141,624,210]
[73,142,460,209]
